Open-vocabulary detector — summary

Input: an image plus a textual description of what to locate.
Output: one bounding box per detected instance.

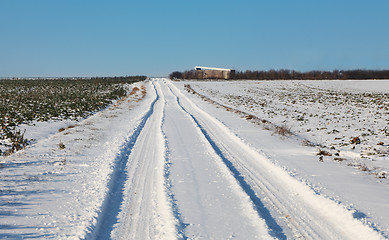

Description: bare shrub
[59,142,65,150]
[129,87,140,95]
[377,171,386,178]
[317,149,332,156]
[274,124,292,136]
[302,139,316,147]
[359,165,369,171]
[350,136,361,144]
[59,125,77,133]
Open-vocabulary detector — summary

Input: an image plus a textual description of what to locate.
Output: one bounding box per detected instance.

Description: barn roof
[195,66,234,72]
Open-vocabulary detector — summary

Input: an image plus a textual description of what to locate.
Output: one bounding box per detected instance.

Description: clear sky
[1,0,389,77]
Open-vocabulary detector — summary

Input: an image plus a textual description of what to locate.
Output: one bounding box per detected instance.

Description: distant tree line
[169,69,389,80]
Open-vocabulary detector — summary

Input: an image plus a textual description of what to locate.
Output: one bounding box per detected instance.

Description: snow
[161,81,272,239]
[175,79,389,237]
[0,81,154,238]
[1,78,388,239]
[184,80,389,175]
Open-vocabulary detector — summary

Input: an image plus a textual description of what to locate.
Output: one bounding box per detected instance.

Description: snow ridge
[161,99,189,240]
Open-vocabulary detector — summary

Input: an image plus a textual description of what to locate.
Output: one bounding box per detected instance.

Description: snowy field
[1,78,388,239]
[186,80,389,177]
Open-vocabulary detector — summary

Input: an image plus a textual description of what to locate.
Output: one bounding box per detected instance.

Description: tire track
[109,80,176,240]
[161,108,189,240]
[161,80,274,239]
[85,81,160,239]
[164,82,285,239]
[160,79,189,239]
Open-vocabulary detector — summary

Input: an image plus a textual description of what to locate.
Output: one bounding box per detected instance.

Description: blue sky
[1,0,389,77]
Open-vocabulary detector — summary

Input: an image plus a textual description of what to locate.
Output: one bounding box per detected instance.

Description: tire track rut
[85,81,174,239]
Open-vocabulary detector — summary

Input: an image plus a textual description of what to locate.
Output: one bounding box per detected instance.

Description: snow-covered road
[88,79,383,239]
[1,78,386,239]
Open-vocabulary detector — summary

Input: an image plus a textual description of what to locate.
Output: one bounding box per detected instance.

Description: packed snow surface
[1,78,388,239]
